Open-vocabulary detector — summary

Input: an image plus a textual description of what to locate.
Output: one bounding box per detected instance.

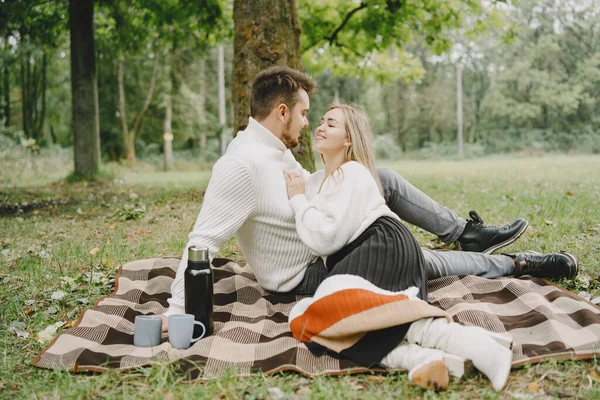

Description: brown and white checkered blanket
[33,257,600,379]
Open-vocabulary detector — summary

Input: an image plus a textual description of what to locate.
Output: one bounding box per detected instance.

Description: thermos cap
[188,246,209,262]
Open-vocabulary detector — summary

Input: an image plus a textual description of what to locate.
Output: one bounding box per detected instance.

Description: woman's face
[313,108,349,157]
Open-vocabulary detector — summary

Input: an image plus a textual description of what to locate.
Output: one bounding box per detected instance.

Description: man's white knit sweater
[166,117,314,315]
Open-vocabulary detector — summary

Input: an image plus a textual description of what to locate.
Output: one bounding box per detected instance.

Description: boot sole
[482,220,529,255]
[410,359,449,391]
[560,252,579,278]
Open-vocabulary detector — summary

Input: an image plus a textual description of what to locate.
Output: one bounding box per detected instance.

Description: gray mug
[168,314,206,349]
[133,315,163,347]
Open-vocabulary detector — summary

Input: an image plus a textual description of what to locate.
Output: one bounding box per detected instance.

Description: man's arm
[165,156,256,315]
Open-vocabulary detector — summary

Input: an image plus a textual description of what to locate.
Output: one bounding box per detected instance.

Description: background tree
[231,0,315,170]
[70,0,101,178]
[0,0,66,143]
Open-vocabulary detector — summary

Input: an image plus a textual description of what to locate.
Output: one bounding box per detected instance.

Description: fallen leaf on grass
[45,306,58,315]
[84,271,104,283]
[107,222,116,229]
[266,387,285,400]
[296,387,312,396]
[508,392,535,399]
[63,320,77,329]
[348,382,364,391]
[50,290,67,301]
[37,321,65,342]
[578,291,591,301]
[60,276,78,290]
[24,308,35,315]
[526,382,541,392]
[101,258,114,269]
[589,369,600,381]
[8,322,29,339]
[89,247,101,257]
[160,390,175,400]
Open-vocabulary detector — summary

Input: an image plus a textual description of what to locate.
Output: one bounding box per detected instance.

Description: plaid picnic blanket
[33,257,600,379]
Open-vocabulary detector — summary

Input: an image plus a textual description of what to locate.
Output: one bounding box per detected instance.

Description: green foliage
[299,0,509,80]
[2,0,599,163]
[109,202,147,221]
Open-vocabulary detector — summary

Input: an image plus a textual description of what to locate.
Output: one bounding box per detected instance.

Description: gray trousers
[377,168,514,279]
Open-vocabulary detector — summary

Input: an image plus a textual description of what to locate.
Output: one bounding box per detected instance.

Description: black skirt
[293,216,428,300]
[290,216,428,367]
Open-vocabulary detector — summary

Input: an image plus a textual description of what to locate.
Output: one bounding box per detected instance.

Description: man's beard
[280,117,299,150]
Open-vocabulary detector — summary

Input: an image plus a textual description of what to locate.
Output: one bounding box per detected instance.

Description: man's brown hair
[250,66,316,121]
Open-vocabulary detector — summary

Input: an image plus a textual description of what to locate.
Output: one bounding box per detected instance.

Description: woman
[284,104,512,392]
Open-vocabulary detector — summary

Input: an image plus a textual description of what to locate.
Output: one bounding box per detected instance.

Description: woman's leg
[381,343,449,391]
[378,167,465,243]
[421,248,514,279]
[406,318,513,392]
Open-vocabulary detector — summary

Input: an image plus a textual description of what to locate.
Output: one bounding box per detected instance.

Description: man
[163,66,577,318]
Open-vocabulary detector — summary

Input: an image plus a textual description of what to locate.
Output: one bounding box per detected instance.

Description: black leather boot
[458,211,529,255]
[507,251,578,279]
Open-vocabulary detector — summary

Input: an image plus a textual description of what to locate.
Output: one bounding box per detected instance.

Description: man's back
[166,118,314,315]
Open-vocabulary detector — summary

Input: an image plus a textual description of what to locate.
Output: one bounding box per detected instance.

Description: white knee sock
[381,343,449,390]
[406,318,513,392]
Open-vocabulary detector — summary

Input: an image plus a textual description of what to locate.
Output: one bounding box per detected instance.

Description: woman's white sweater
[289,161,398,257]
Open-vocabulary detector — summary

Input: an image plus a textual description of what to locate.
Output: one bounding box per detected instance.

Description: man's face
[281,89,310,149]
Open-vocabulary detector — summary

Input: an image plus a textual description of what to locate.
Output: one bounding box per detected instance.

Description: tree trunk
[20,52,29,137]
[1,61,7,127]
[163,90,173,171]
[217,44,227,155]
[118,52,160,163]
[70,0,101,178]
[456,62,464,158]
[232,0,314,171]
[35,51,47,139]
[117,58,131,160]
[198,56,207,152]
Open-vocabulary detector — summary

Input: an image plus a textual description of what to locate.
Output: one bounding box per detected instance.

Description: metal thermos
[184,246,214,336]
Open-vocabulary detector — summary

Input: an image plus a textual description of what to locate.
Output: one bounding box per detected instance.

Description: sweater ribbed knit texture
[289,161,398,256]
[289,162,428,299]
[166,118,313,315]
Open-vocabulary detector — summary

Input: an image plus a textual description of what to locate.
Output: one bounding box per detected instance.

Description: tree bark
[20,52,29,138]
[117,58,131,159]
[217,44,227,155]
[0,64,3,124]
[163,89,173,171]
[232,0,314,171]
[118,52,160,162]
[198,56,207,152]
[70,0,101,178]
[33,51,47,140]
[2,62,9,127]
[456,62,464,158]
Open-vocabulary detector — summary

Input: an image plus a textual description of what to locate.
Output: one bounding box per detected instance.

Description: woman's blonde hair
[326,103,383,194]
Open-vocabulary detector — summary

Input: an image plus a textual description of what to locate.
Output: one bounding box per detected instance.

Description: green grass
[1,153,600,399]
